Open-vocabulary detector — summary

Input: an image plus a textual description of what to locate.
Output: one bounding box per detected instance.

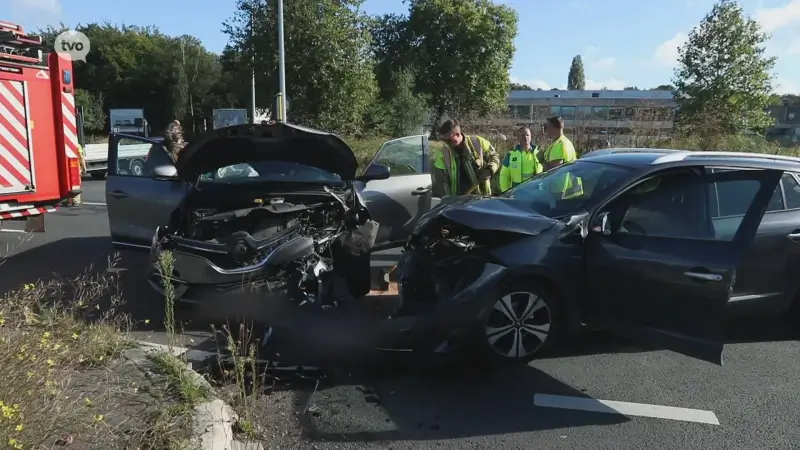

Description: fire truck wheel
[129,160,145,177]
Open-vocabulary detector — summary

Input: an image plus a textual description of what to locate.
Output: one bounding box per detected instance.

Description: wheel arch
[506,270,583,334]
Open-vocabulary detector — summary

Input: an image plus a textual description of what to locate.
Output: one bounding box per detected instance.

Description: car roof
[581,148,800,172]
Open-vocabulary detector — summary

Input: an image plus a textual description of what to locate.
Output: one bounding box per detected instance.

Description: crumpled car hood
[175,123,358,182]
[416,196,560,236]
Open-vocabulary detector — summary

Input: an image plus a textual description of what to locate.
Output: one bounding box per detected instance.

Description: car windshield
[199,160,342,183]
[500,160,633,218]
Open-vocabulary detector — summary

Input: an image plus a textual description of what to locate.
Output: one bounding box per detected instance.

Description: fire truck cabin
[0,21,82,223]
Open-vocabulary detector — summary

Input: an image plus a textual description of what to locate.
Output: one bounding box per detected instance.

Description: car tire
[129,159,145,177]
[476,281,564,366]
[90,171,106,179]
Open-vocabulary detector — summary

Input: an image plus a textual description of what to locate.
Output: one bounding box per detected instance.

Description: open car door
[359,135,439,250]
[583,166,783,365]
[106,133,186,251]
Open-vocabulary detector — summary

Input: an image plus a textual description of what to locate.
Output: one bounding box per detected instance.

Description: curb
[127,342,263,450]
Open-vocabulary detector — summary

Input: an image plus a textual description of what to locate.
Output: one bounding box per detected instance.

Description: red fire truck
[0,21,82,229]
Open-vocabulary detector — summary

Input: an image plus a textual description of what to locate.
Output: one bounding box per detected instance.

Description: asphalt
[1,178,799,450]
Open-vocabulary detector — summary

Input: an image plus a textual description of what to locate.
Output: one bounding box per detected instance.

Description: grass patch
[148,351,211,407]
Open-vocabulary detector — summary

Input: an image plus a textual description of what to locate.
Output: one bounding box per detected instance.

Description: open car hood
[175,123,359,182]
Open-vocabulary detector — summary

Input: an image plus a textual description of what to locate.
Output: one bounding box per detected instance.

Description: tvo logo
[54,30,90,62]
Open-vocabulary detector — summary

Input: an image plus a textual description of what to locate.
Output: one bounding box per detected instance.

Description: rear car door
[583,166,782,365]
[359,135,439,249]
[106,133,186,251]
[712,172,800,315]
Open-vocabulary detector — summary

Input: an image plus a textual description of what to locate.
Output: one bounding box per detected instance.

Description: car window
[709,172,792,216]
[501,160,633,218]
[372,136,425,176]
[616,172,766,242]
[116,137,169,177]
[200,160,341,183]
[783,173,800,209]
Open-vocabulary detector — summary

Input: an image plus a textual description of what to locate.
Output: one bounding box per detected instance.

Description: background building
[497,89,677,147]
[767,105,800,145]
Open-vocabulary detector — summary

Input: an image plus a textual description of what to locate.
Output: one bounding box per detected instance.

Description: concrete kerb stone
[129,342,263,450]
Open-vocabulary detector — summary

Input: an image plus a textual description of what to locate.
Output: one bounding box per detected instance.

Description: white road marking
[533,394,720,425]
[82,202,107,206]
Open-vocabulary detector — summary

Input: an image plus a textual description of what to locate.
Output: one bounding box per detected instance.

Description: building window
[514,105,531,119]
[576,106,591,119]
[533,106,550,119]
[609,107,623,120]
[638,108,653,120]
[560,106,576,120]
[550,106,561,116]
[507,105,516,115]
[590,106,608,120]
[624,107,636,119]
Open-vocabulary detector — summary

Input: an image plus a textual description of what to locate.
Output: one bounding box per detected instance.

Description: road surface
[1,178,798,449]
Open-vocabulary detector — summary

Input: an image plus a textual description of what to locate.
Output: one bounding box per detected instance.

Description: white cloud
[755,0,800,32]
[7,0,62,28]
[786,38,800,55]
[585,79,627,90]
[584,45,598,55]
[654,32,688,67]
[776,79,799,95]
[9,0,61,15]
[518,79,553,90]
[592,57,616,70]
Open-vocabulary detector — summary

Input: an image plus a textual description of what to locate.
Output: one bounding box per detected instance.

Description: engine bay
[156,186,378,311]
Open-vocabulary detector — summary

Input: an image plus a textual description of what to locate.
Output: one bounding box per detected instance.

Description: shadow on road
[292,361,628,443]
[0,236,208,335]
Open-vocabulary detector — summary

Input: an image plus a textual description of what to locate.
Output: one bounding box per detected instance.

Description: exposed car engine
[155,187,377,310]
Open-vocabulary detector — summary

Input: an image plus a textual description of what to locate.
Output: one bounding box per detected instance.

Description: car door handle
[787,229,800,241]
[108,190,129,199]
[684,271,723,282]
[411,187,431,196]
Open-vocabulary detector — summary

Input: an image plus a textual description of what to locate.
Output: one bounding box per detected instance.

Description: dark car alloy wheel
[484,288,555,361]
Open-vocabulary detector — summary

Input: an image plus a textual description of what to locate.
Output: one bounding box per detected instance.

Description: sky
[2,0,798,94]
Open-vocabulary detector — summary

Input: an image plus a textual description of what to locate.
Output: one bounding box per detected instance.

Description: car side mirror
[152,165,178,179]
[356,164,390,183]
[592,211,613,235]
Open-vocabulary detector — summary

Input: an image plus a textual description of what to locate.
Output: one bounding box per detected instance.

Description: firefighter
[498,126,543,192]
[432,119,500,197]
[540,115,577,171]
[164,120,186,162]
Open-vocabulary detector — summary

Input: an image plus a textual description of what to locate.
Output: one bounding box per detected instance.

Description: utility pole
[276,0,287,122]
[250,9,257,124]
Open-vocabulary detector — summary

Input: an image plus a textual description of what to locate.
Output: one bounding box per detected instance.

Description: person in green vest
[540,116,583,199]
[432,119,500,197]
[498,126,543,192]
[540,115,577,170]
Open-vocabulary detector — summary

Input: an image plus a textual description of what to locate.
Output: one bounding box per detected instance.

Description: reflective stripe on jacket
[433,135,494,195]
[499,145,542,191]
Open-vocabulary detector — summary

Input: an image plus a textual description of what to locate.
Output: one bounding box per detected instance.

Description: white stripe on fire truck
[0,80,32,186]
[0,206,56,219]
[61,92,78,158]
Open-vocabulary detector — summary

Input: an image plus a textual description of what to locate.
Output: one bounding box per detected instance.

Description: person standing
[540,116,577,171]
[164,120,186,162]
[432,119,500,197]
[499,126,543,192]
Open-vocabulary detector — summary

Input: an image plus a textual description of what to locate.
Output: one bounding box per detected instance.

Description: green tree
[405,0,518,124]
[653,84,675,91]
[567,55,585,90]
[673,0,776,135]
[74,88,106,133]
[624,86,639,90]
[225,0,377,134]
[510,82,533,90]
